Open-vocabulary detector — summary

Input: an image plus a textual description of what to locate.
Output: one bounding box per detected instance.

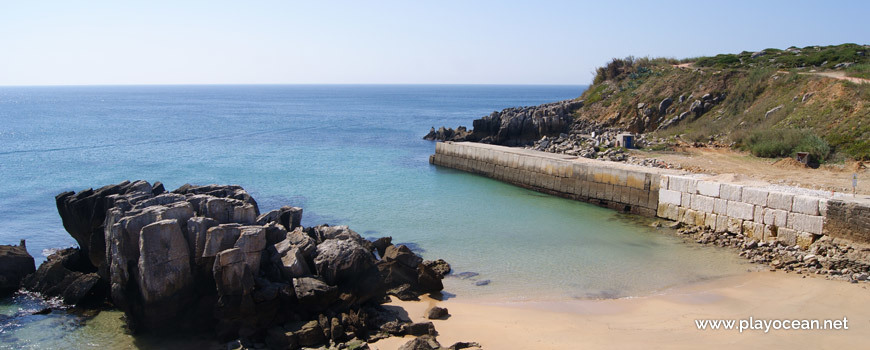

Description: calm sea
[0,85,746,348]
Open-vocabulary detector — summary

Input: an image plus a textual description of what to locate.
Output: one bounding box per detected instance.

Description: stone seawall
[431,141,870,246]
[430,141,678,217]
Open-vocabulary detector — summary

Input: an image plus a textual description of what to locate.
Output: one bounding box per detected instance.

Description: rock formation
[23,181,457,348]
[0,240,35,297]
[425,100,584,146]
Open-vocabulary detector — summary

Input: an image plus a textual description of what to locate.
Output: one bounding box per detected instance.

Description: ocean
[0,85,747,348]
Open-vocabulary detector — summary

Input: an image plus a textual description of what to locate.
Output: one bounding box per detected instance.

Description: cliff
[428,44,870,161]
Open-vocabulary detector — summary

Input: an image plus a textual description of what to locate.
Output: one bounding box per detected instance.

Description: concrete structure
[431,142,679,217]
[431,141,870,246]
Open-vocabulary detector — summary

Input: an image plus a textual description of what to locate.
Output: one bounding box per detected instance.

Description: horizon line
[0,82,589,88]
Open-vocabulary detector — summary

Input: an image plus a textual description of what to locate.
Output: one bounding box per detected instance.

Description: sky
[1,0,868,86]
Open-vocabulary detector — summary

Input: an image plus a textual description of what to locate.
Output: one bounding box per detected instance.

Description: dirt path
[630,147,869,195]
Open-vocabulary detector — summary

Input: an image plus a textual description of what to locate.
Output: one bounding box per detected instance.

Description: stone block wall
[657,175,830,248]
[431,141,662,216]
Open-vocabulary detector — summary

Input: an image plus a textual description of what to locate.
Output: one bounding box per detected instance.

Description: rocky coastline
[666,222,870,282]
[1,180,473,350]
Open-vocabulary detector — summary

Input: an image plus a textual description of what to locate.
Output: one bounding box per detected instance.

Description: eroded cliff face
[25,181,451,346]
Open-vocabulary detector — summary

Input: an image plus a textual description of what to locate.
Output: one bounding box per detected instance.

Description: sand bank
[373,271,869,349]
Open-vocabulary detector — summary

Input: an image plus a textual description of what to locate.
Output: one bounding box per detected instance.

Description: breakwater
[431,141,870,246]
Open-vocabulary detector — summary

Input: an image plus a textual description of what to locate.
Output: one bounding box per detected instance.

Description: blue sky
[1,0,868,85]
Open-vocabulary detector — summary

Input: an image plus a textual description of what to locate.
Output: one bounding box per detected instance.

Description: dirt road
[630,147,869,195]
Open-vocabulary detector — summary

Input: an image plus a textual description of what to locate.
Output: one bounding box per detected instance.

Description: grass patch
[846,63,870,79]
[743,129,830,160]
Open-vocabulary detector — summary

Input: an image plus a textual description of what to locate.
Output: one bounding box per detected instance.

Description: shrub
[744,129,830,160]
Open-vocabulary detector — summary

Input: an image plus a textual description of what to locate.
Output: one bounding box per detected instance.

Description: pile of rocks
[656,93,726,130]
[675,224,870,282]
[13,180,464,349]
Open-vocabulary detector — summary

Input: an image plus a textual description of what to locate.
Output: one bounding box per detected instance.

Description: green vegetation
[693,43,870,70]
[576,43,870,160]
[741,129,830,160]
[846,63,870,79]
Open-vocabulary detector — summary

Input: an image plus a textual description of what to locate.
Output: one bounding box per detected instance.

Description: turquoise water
[0,85,747,346]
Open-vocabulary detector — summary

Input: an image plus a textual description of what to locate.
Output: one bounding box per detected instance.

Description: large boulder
[0,241,35,296]
[314,239,376,286]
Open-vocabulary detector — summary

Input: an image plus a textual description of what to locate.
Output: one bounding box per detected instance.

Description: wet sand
[373,271,870,349]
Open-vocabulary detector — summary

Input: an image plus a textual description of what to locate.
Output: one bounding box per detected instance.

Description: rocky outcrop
[425,100,584,146]
[0,240,35,296]
[27,181,453,348]
[22,248,106,306]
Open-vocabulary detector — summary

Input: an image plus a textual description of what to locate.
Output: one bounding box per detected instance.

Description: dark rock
[448,341,483,350]
[407,322,436,336]
[474,280,491,286]
[372,237,392,258]
[383,245,423,268]
[399,335,441,350]
[426,306,448,320]
[0,241,35,296]
[658,97,673,115]
[265,326,298,350]
[256,206,303,232]
[55,180,153,270]
[287,320,325,347]
[293,277,337,305]
[22,248,93,299]
[151,182,166,195]
[423,259,451,278]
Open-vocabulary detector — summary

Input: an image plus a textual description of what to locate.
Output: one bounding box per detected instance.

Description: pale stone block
[691,195,715,213]
[694,211,706,227]
[677,207,687,223]
[715,214,728,233]
[668,175,692,193]
[680,192,691,207]
[792,195,820,216]
[753,205,764,224]
[686,178,698,194]
[682,209,698,225]
[742,187,769,206]
[727,217,743,234]
[763,208,788,227]
[726,201,754,220]
[657,203,669,218]
[743,221,764,241]
[713,198,728,215]
[660,176,670,191]
[818,199,828,217]
[720,184,743,201]
[788,213,824,235]
[696,180,720,197]
[705,213,717,230]
[777,228,797,246]
[767,192,794,211]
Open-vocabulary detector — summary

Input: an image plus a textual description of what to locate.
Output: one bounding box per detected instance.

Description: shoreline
[374,270,870,349]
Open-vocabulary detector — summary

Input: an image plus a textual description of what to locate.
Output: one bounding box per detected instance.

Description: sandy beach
[373,271,870,349]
